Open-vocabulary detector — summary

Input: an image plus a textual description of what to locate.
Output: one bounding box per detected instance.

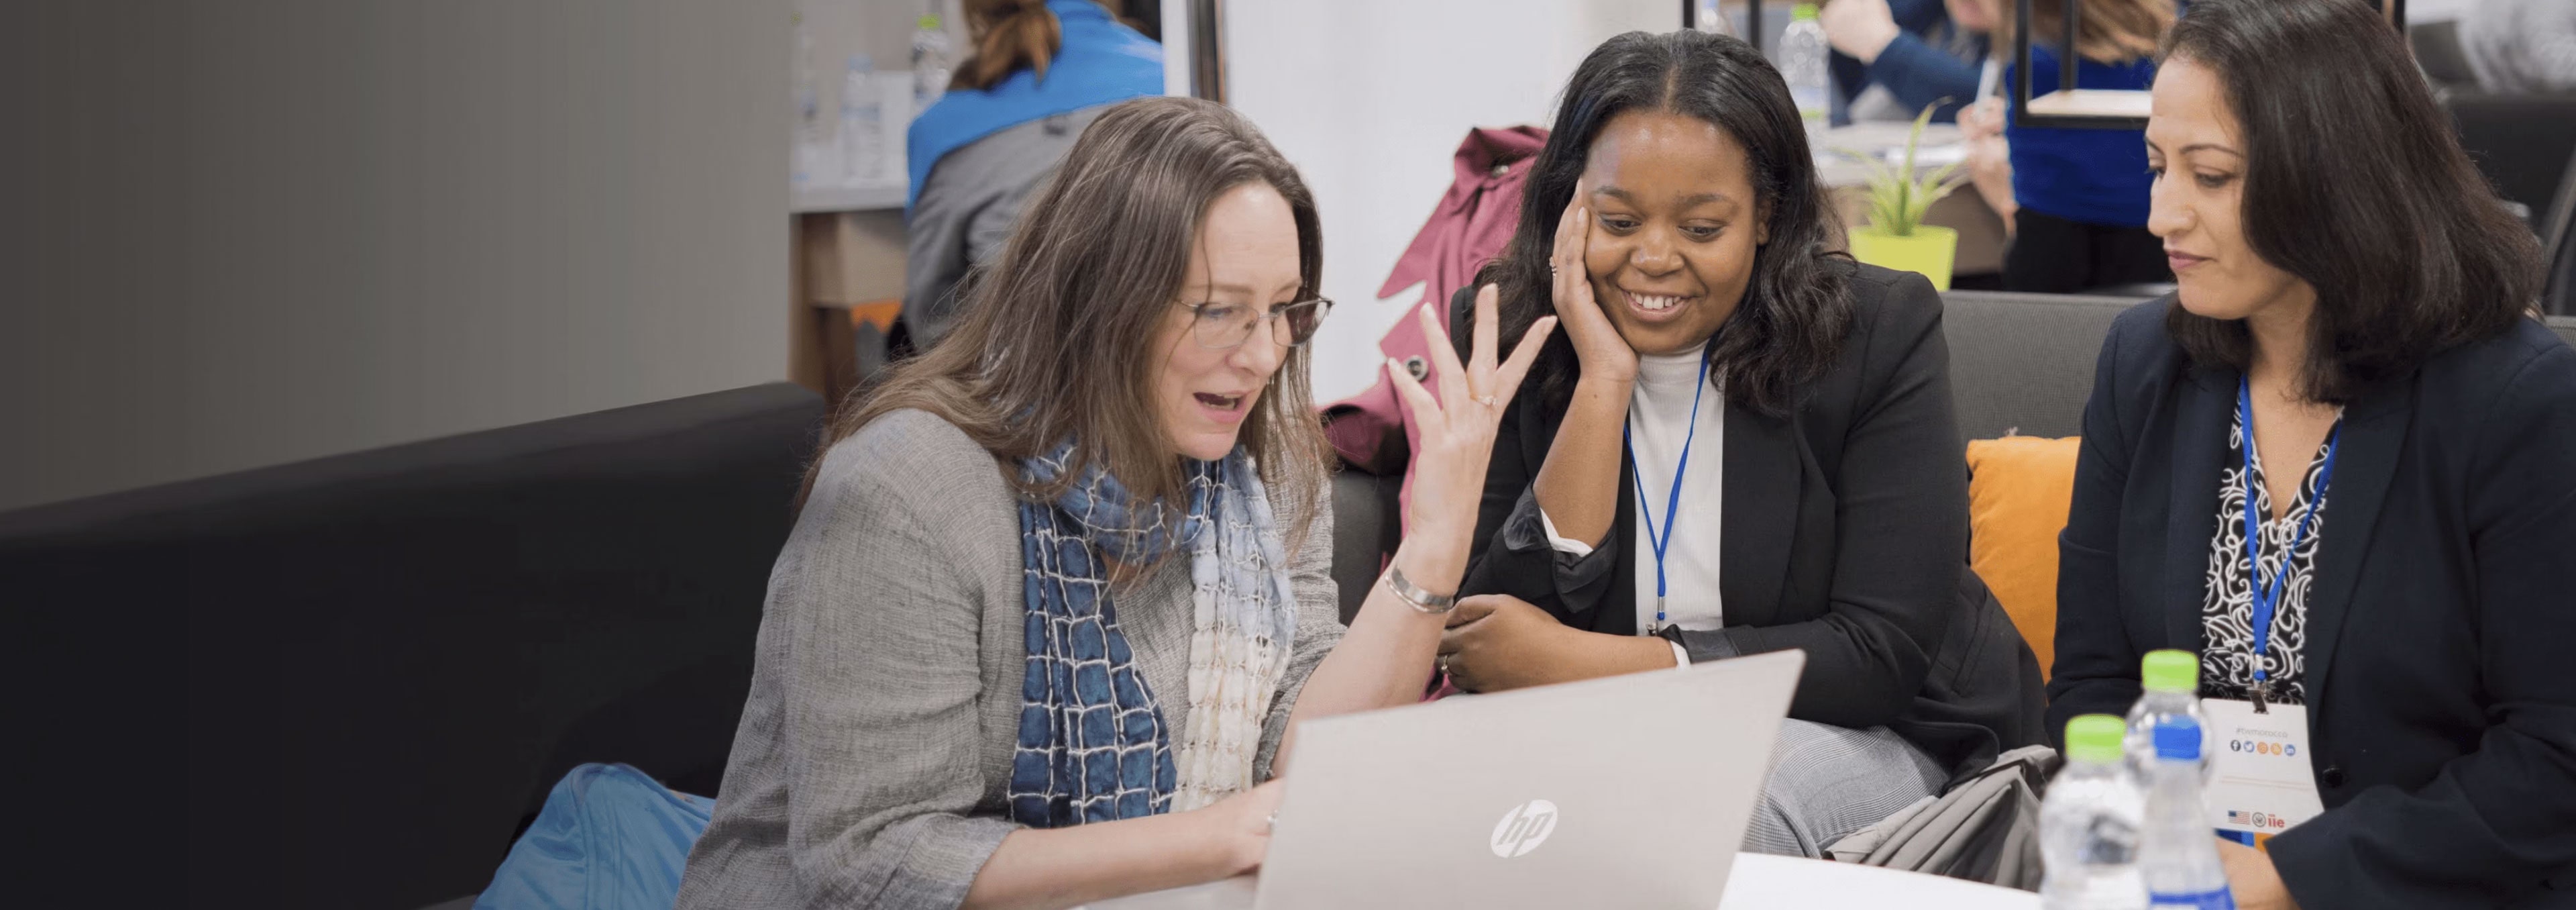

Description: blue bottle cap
[2153,717,2201,761]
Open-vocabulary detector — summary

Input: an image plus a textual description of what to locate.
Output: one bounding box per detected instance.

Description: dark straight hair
[2160,0,2543,403]
[1464,30,1849,417]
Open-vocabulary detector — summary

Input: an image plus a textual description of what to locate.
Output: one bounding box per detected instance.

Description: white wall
[808,0,971,121]
[0,1,791,513]
[1220,0,1681,402]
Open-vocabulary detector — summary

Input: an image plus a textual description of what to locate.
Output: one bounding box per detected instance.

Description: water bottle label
[2149,887,2237,909]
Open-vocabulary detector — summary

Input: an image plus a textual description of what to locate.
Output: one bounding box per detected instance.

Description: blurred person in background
[2460,0,2576,93]
[1986,0,2176,293]
[1957,92,2017,234]
[1823,0,1997,123]
[904,0,1163,352]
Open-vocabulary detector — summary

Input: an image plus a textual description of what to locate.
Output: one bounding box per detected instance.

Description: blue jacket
[1830,0,1985,123]
[2004,46,2155,228]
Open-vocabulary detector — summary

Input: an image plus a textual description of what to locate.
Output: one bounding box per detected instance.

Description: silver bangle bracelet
[1383,563,1458,615]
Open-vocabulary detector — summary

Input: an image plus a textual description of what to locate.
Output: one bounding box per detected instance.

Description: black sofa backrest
[2,383,823,910]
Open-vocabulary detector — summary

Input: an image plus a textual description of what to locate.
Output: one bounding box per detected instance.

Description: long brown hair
[820,96,1331,549]
[1996,0,2173,64]
[952,0,1088,91]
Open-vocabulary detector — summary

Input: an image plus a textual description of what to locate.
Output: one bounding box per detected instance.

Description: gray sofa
[1943,292,2576,440]
[1330,293,2576,620]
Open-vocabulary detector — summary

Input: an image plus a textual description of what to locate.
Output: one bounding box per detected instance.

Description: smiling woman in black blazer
[2047,1,2576,908]
[1432,29,2045,858]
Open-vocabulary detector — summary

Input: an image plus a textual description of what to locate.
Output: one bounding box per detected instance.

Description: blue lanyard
[1624,354,1711,634]
[2238,376,2340,709]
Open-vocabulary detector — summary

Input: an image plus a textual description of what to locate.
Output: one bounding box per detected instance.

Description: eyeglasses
[1179,297,1334,350]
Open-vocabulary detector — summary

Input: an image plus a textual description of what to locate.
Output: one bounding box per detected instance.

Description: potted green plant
[1839,104,1968,290]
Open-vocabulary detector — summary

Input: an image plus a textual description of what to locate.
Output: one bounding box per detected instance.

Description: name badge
[2202,698,2325,836]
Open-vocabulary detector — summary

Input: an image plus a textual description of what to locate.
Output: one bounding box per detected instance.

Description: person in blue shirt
[904,0,1163,350]
[1971,0,2176,293]
[1821,0,1994,123]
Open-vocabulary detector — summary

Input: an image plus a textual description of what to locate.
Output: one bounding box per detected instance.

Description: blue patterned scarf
[1006,443,1297,827]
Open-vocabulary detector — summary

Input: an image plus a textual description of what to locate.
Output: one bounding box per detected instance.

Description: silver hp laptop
[1253,650,1806,910]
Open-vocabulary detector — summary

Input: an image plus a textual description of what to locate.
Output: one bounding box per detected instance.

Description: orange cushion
[1965,436,2082,681]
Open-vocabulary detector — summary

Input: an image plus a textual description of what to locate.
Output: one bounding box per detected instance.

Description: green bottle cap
[1792,3,1821,21]
[2142,649,2198,693]
[2065,715,2127,764]
[918,13,943,30]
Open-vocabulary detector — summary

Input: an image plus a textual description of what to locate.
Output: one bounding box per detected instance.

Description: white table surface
[791,123,1960,209]
[1814,122,1966,189]
[1084,853,2040,909]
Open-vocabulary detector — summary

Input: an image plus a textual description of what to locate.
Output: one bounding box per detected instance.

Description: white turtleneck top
[1538,342,1725,664]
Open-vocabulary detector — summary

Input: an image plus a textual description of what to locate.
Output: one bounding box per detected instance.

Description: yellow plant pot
[1848,225,1958,291]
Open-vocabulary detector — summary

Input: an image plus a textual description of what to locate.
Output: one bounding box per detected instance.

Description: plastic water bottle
[841,54,885,184]
[2141,718,2237,909]
[1693,0,1733,36]
[1776,3,1832,134]
[2127,650,2214,779]
[2041,715,2149,910]
[911,11,953,110]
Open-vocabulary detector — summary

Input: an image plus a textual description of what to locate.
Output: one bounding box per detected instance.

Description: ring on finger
[1474,394,1496,407]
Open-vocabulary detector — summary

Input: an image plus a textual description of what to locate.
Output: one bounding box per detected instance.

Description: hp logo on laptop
[1489,799,1559,858]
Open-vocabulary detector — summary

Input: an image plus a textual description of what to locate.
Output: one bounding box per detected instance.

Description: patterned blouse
[2198,394,2344,706]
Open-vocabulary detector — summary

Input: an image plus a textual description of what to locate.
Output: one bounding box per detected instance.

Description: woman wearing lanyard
[1436,29,2046,858]
[2046,1,2576,907]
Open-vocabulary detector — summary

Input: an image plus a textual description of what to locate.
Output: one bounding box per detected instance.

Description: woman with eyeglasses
[1440,29,2044,857]
[674,97,1554,910]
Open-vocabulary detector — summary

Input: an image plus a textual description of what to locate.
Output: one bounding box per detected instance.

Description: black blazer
[2049,300,2576,909]
[1459,261,2045,781]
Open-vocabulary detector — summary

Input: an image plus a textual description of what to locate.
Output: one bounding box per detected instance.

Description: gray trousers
[1741,719,1947,857]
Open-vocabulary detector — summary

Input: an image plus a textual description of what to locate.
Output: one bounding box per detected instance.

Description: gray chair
[2448,93,2576,230]
[2551,218,2576,317]
[1330,469,1403,624]
[1941,293,2576,435]
[2410,20,2481,92]
[1941,291,2149,442]
[2543,148,2576,316]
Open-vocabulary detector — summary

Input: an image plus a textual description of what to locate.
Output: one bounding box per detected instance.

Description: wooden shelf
[790,210,905,399]
[792,179,906,213]
[2025,89,2153,119]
